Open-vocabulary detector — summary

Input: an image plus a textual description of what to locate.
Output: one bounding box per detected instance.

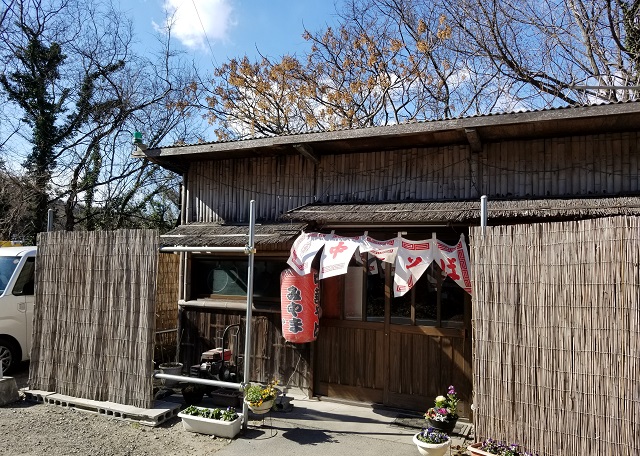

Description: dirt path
[1,364,230,456]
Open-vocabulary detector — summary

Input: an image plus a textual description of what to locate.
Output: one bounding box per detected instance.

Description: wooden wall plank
[187,131,640,222]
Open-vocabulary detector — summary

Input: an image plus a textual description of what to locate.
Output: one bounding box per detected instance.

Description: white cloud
[160,0,234,50]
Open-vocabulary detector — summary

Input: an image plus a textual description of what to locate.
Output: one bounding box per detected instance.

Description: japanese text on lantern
[285,285,304,334]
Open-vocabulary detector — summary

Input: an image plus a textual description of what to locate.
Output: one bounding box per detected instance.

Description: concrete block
[33,392,180,426]
[0,377,20,406]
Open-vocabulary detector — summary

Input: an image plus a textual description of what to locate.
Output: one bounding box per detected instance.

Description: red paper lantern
[280,268,320,343]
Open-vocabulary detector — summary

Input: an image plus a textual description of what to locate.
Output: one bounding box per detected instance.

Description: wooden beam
[293,143,320,164]
[465,128,483,153]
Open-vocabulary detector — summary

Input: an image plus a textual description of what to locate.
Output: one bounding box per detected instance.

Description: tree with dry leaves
[195,0,640,140]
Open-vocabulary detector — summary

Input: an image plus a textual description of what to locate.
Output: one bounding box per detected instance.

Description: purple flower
[448,385,456,394]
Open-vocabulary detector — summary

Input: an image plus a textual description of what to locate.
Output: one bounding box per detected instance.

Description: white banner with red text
[286,232,472,296]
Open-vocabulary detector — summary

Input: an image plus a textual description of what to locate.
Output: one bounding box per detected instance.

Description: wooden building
[136,101,640,417]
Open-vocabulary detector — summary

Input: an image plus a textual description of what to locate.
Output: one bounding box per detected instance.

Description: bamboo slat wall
[188,155,316,223]
[179,308,311,389]
[155,253,179,363]
[470,216,640,456]
[30,230,159,409]
[187,131,640,223]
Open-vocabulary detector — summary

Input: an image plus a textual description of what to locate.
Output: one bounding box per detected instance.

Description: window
[365,256,385,322]
[12,257,35,296]
[0,256,19,294]
[191,257,287,304]
[331,232,468,328]
[388,262,465,327]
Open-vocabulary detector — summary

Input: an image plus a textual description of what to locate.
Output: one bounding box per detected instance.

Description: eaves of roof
[160,222,306,251]
[280,196,640,226]
[134,100,640,174]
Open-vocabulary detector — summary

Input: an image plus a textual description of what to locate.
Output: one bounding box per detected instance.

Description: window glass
[192,258,287,302]
[415,265,439,326]
[365,257,385,322]
[344,266,364,320]
[0,256,19,294]
[12,257,35,296]
[440,275,465,328]
[391,291,412,325]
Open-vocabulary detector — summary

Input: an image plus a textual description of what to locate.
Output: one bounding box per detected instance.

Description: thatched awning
[281,196,640,226]
[160,222,307,251]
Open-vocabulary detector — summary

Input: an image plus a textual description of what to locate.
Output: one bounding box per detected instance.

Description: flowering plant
[244,379,278,406]
[415,427,450,444]
[478,439,537,456]
[424,385,459,422]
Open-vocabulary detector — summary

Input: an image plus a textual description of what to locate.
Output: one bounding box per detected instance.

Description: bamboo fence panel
[154,253,179,363]
[470,216,640,456]
[30,230,159,408]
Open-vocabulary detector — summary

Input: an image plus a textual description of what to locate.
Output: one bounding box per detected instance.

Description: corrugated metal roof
[147,100,640,150]
[281,197,640,225]
[160,222,306,250]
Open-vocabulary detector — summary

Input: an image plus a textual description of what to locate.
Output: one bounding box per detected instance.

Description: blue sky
[125,0,338,68]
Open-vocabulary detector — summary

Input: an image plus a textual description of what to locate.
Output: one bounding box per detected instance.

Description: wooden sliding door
[313,254,472,416]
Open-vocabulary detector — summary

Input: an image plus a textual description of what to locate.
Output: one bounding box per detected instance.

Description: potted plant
[178,405,242,438]
[424,385,459,433]
[244,380,278,414]
[413,427,451,456]
[158,362,183,388]
[468,439,538,456]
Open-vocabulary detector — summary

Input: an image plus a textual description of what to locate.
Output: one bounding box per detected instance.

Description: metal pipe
[480,195,488,236]
[153,372,244,390]
[176,306,183,365]
[159,246,248,253]
[241,200,256,430]
[47,209,54,232]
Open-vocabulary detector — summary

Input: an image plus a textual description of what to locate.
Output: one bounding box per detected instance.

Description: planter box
[178,407,243,438]
[467,442,495,456]
[209,388,243,408]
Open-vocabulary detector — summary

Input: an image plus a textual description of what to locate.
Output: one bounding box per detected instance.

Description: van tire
[0,337,20,374]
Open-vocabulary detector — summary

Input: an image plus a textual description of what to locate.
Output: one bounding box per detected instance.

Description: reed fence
[470,216,640,456]
[30,230,159,408]
[154,253,179,364]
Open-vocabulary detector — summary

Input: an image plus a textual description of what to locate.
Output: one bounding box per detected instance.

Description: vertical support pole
[480,195,488,236]
[47,208,54,232]
[242,200,256,430]
[176,305,183,365]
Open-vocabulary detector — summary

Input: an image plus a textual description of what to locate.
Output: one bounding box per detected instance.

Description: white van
[0,246,36,374]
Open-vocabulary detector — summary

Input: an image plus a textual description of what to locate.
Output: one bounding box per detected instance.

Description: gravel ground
[0,364,230,456]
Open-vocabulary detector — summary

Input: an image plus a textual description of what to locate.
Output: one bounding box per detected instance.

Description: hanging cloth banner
[287,231,333,275]
[286,231,472,294]
[393,238,435,297]
[318,235,361,279]
[358,236,399,263]
[435,235,472,295]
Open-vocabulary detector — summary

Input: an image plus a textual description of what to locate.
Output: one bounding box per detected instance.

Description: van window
[0,256,20,294]
[12,257,35,296]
